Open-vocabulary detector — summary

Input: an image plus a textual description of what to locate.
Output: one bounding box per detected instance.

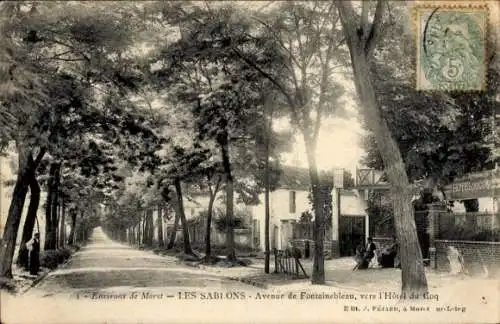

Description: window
[289,190,296,213]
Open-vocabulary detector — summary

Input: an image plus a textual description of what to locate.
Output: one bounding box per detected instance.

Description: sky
[275,80,367,175]
[280,116,366,175]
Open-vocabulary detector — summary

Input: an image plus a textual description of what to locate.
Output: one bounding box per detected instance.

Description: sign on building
[443,169,500,200]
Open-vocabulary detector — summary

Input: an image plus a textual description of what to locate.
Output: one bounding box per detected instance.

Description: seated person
[378,236,400,268]
[354,237,377,270]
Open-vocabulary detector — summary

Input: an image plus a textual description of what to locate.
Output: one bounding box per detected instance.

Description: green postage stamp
[415,4,488,91]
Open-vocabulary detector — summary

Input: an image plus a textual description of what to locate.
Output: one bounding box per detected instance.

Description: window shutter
[289,191,296,213]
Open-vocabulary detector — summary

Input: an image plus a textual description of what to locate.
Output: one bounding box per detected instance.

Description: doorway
[339,216,366,256]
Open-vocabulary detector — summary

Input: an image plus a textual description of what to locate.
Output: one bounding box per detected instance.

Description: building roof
[277,166,334,191]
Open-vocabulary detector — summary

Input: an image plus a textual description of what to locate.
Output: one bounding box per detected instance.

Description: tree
[360,3,499,213]
[16,153,44,269]
[335,0,427,294]
[151,4,289,261]
[156,1,347,282]
[154,140,212,256]
[232,2,348,283]
[156,205,165,248]
[44,161,61,250]
[343,170,355,189]
[263,96,275,274]
[192,167,223,262]
[0,1,151,277]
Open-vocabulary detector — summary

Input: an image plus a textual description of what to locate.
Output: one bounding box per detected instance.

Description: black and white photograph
[0,1,499,323]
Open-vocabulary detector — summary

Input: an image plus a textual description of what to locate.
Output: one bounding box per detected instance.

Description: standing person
[26,233,41,275]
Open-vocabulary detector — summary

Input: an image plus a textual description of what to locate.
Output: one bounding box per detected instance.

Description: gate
[339,216,365,256]
[414,210,430,259]
[273,249,308,278]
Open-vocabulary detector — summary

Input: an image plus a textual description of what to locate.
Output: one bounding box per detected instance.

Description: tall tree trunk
[51,164,61,247]
[205,176,220,261]
[146,209,154,246]
[78,211,84,244]
[142,213,147,245]
[139,221,142,244]
[157,206,164,247]
[120,228,126,242]
[174,179,193,255]
[76,224,81,243]
[167,209,180,249]
[336,1,428,294]
[0,148,32,278]
[264,158,271,273]
[58,199,66,248]
[44,163,57,250]
[205,195,215,260]
[142,214,147,245]
[264,104,274,274]
[67,209,77,245]
[305,140,325,284]
[149,210,155,245]
[53,195,59,248]
[136,223,140,245]
[17,170,41,268]
[352,49,427,295]
[219,139,236,261]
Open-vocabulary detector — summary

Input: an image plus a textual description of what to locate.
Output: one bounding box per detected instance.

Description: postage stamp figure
[415,5,488,91]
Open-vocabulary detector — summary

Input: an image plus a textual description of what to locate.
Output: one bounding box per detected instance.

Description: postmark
[415,4,488,91]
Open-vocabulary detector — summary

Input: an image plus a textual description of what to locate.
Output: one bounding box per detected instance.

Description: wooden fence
[273,248,308,278]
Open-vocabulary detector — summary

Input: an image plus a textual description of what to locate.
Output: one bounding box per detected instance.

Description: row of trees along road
[0,2,162,277]
[1,1,497,296]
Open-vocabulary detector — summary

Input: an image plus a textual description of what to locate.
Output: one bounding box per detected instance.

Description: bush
[59,248,72,260]
[176,252,202,262]
[206,243,258,256]
[152,247,164,254]
[214,216,245,232]
[299,211,313,224]
[0,277,17,294]
[69,244,82,252]
[40,248,73,269]
[168,241,259,256]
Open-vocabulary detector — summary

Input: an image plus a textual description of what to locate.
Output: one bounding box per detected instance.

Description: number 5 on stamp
[414,4,488,91]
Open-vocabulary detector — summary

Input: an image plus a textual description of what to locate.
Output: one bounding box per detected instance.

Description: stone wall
[435,240,500,276]
[373,236,500,277]
[172,223,253,249]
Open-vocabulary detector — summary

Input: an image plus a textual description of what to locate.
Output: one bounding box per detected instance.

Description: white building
[177,167,369,252]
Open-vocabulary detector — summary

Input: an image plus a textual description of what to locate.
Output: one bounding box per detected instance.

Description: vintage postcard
[1,1,499,324]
